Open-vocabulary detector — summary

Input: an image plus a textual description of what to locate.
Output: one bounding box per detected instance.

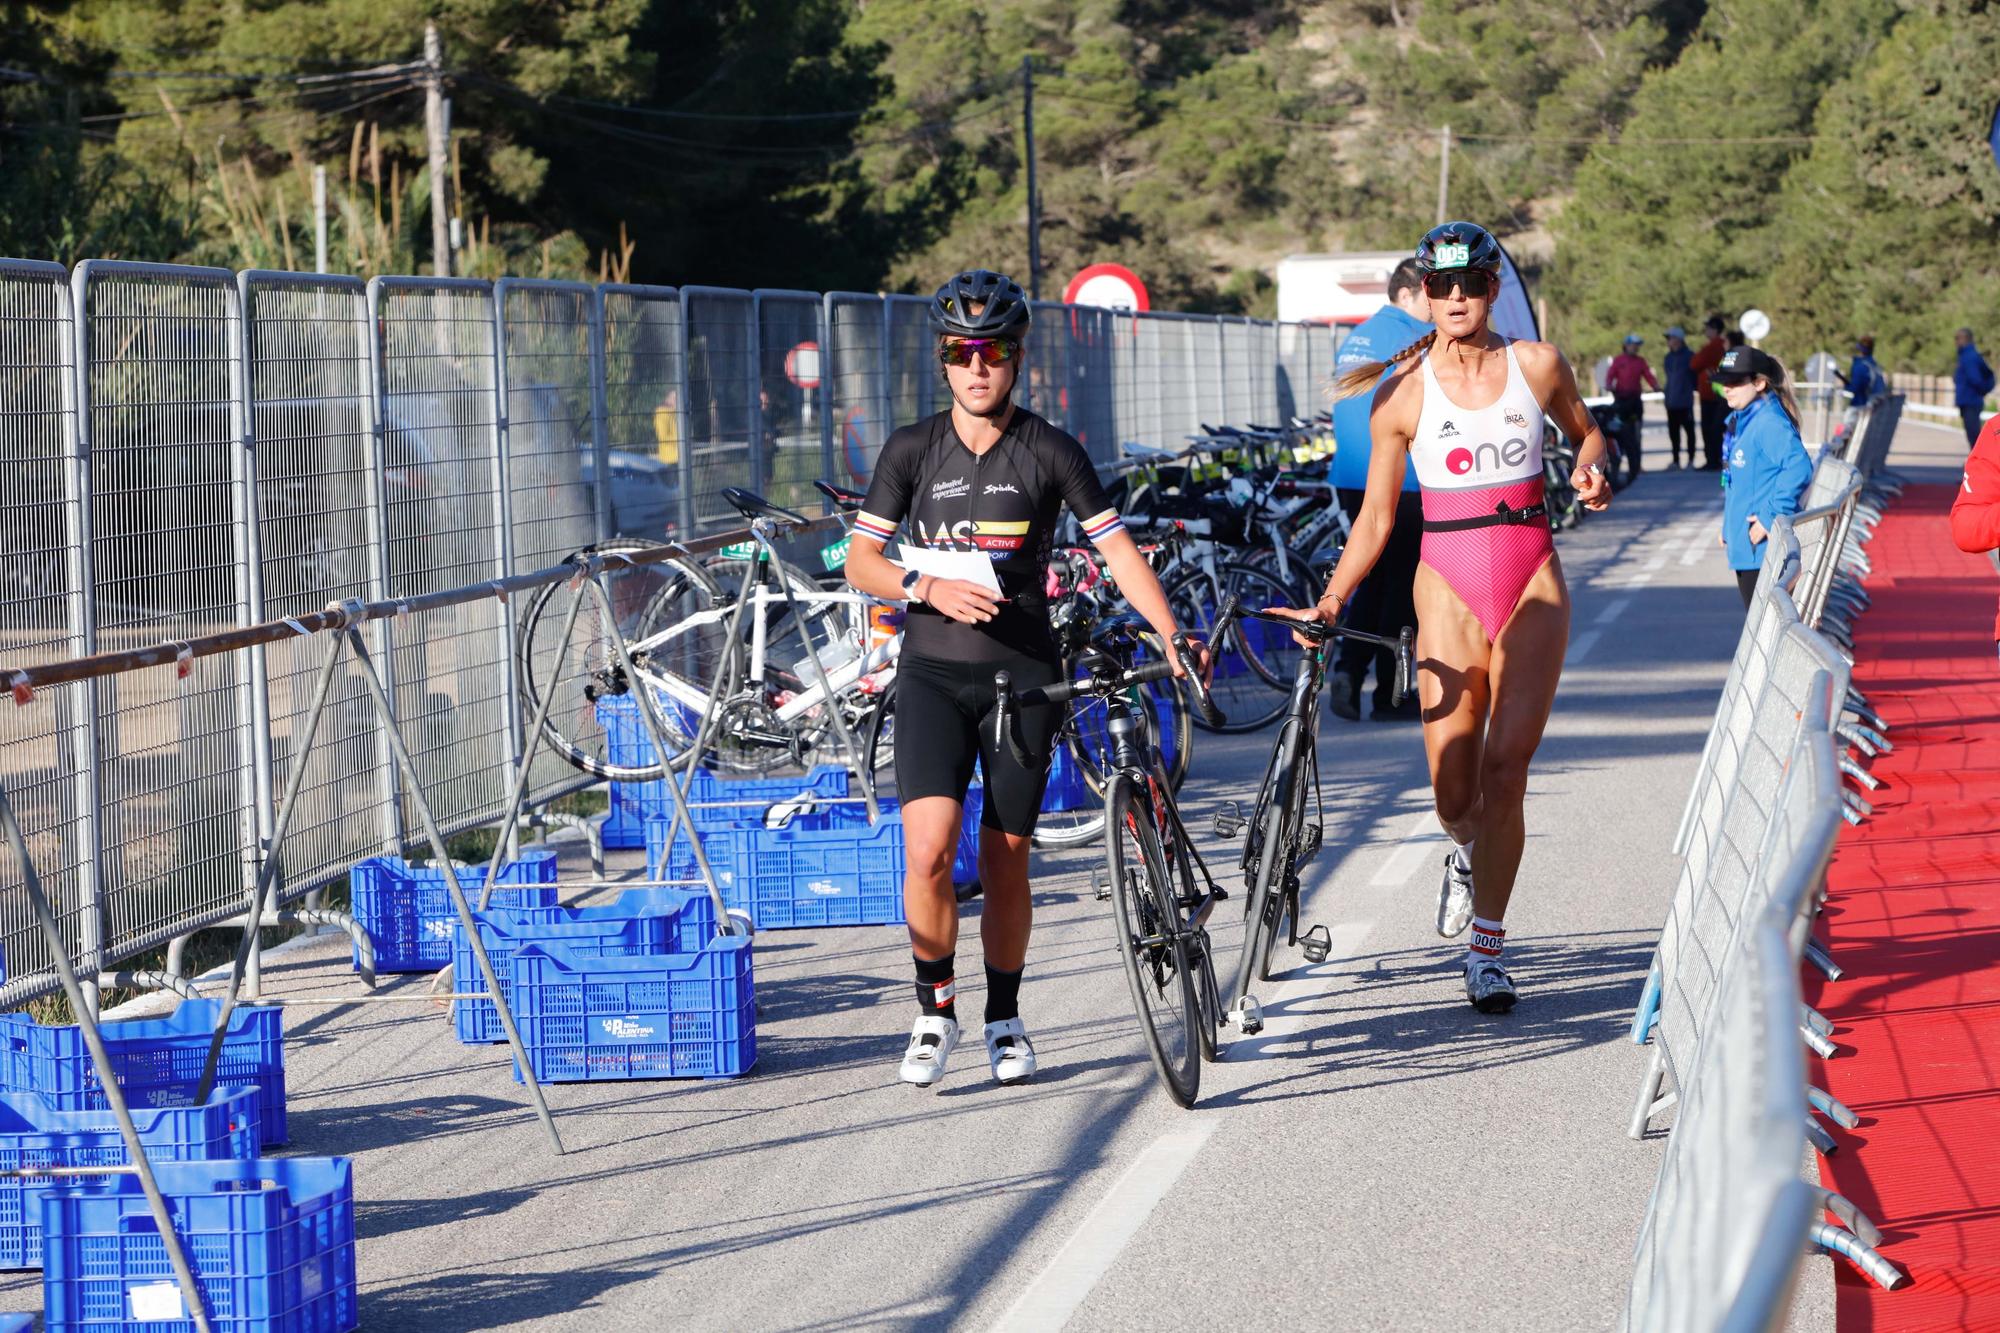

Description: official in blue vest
[1328,258,1431,720]
[1716,346,1813,609]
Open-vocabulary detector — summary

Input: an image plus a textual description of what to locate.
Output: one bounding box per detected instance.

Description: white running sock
[1452,838,1475,871]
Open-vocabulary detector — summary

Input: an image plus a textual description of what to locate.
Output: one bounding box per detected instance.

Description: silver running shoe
[1436,848,1474,938]
[1464,956,1518,1013]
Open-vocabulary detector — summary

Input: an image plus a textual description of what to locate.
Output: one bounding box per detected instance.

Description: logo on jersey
[1444,436,1532,477]
[983,482,1020,495]
[930,476,970,500]
[916,517,1029,553]
[1439,420,1459,438]
[1505,409,1529,428]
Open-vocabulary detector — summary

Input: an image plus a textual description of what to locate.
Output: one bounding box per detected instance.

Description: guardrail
[1622,399,1914,1325]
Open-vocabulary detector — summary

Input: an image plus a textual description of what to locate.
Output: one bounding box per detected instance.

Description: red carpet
[1805,483,2000,1332]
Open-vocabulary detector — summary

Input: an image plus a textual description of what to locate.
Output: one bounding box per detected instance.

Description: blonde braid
[1332,330,1438,401]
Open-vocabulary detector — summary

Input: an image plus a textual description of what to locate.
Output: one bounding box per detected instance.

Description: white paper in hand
[894,547,1002,595]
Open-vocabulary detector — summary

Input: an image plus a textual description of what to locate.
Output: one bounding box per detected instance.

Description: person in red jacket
[1951,412,2000,656]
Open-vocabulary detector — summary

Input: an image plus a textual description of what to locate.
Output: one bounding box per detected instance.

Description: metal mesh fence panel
[1027,301,1072,434]
[497,280,603,573]
[1107,314,1147,453]
[825,293,889,487]
[76,262,257,959]
[0,261,95,1004]
[1065,306,1118,467]
[240,271,396,896]
[1276,322,1319,425]
[1191,318,1228,430]
[369,278,514,842]
[885,296,937,431]
[1221,317,1255,424]
[600,284,687,539]
[683,287,758,535]
[754,290,826,516]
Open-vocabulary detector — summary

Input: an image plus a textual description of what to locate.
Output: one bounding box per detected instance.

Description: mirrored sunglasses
[938,337,1021,367]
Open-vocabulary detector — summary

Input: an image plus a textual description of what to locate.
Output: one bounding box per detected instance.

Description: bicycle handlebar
[1212,597,1418,708]
[991,630,1221,769]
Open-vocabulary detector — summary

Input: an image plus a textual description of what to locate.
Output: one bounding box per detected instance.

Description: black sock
[914,952,956,1022]
[984,964,1023,1024]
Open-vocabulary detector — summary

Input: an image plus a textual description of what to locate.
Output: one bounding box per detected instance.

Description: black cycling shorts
[894,652,1061,836]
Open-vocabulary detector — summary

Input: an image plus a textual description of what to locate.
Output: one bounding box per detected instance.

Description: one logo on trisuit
[1439,420,1459,438]
[1433,243,1471,268]
[1446,436,1532,476]
[931,476,970,500]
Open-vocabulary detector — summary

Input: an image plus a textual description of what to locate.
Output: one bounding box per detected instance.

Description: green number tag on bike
[820,536,851,570]
[719,541,757,560]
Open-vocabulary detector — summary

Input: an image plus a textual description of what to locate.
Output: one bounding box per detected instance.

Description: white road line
[1592,597,1632,626]
[1369,813,1442,887]
[990,1122,1220,1332]
[1567,629,1604,665]
[1641,555,1669,572]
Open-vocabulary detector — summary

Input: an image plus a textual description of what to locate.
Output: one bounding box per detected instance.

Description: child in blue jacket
[1716,346,1813,608]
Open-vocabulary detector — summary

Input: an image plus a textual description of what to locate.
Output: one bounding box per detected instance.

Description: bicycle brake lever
[990,669,1044,770]
[1392,626,1417,708]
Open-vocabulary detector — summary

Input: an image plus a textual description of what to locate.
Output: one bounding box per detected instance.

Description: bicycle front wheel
[1108,775,1201,1106]
[1165,563,1296,732]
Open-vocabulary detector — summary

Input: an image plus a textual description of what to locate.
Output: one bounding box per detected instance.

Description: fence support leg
[479,559,592,911]
[0,781,214,1333]
[1628,1045,1669,1140]
[194,632,354,1106]
[579,572,734,935]
[336,626,566,1155]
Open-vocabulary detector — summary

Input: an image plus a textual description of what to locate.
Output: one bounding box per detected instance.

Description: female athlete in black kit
[844,270,1207,1088]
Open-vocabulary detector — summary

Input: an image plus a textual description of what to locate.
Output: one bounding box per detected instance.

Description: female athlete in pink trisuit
[1281,221,1613,1012]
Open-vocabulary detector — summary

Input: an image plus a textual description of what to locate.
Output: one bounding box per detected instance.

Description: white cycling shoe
[899,1014,960,1087]
[983,1018,1038,1084]
[1436,848,1474,938]
[1464,956,1518,1014]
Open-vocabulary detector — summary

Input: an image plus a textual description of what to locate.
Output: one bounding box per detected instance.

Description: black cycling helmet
[1414,221,1503,276]
[929,269,1032,339]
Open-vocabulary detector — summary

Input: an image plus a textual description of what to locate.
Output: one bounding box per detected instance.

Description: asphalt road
[6,421,1937,1331]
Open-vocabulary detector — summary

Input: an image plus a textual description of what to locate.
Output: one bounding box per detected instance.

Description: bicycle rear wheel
[1107,775,1201,1106]
[1165,563,1295,732]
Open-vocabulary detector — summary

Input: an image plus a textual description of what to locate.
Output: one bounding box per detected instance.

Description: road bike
[993,624,1229,1105]
[1210,599,1414,1030]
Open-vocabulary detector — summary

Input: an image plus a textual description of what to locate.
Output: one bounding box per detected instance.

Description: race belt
[1422,499,1549,533]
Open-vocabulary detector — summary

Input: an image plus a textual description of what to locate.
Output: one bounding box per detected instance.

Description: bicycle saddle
[813,479,866,510]
[720,486,810,523]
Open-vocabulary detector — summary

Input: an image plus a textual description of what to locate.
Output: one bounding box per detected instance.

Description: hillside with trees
[2,0,1996,368]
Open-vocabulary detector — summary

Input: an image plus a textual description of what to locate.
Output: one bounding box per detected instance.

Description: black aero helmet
[929,269,1032,339]
[1415,221,1503,276]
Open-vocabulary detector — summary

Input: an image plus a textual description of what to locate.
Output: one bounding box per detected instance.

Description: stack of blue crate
[349,847,560,973]
[509,935,756,1083]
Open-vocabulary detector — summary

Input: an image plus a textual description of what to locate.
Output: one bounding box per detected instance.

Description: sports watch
[901,568,924,602]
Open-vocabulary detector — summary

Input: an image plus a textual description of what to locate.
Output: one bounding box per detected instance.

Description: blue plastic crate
[0,1088,261,1272]
[617,760,853,855]
[348,848,559,973]
[451,888,718,1044]
[723,819,906,930]
[509,940,755,1083]
[40,1156,354,1333]
[1043,740,1092,812]
[601,701,797,848]
[644,791,894,885]
[0,1002,286,1149]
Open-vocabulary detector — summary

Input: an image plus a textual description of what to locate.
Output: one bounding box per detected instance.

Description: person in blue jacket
[1328,257,1431,720]
[1716,346,1813,608]
[1954,327,1996,447]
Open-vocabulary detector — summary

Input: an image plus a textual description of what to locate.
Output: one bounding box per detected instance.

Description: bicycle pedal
[1212,800,1244,840]
[1228,994,1265,1036]
[1091,865,1111,902]
[1300,823,1323,861]
[1300,923,1333,964]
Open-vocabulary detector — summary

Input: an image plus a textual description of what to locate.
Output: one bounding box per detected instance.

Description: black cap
[1713,345,1779,385]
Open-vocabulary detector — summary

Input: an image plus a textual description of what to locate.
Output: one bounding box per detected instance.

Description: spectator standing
[1661,326,1695,468]
[1690,315,1728,470]
[1327,257,1431,721]
[1835,335,1884,439]
[1954,327,1996,447]
[1716,346,1812,608]
[1949,413,2000,660]
[1605,334,1659,481]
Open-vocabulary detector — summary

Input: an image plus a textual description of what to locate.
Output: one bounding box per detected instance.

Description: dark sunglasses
[1423,270,1495,300]
[938,337,1020,367]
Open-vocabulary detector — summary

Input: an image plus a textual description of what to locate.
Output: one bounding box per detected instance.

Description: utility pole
[1436,124,1452,225]
[312,165,329,273]
[1022,56,1042,302]
[424,21,451,277]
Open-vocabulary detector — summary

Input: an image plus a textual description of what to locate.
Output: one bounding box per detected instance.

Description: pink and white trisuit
[1408,341,1557,641]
